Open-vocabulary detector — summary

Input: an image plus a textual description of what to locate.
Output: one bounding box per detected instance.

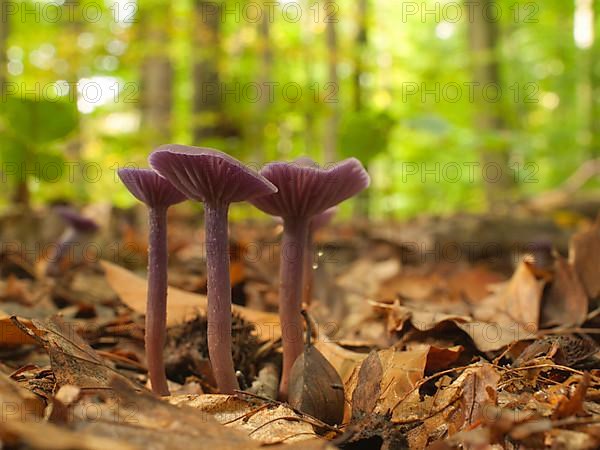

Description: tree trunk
[139,2,173,144]
[0,0,9,98]
[590,0,600,158]
[353,0,370,217]
[192,0,223,142]
[302,5,316,155]
[468,0,513,209]
[353,0,367,112]
[63,0,83,161]
[248,8,272,162]
[323,0,339,163]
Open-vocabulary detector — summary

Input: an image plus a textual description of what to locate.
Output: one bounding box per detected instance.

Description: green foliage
[4,97,78,145]
[1,97,78,182]
[0,0,596,216]
[339,110,395,165]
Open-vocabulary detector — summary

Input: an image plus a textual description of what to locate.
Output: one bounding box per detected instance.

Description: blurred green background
[0,0,598,217]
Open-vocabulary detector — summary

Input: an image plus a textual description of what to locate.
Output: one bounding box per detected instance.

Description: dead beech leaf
[351,350,383,419]
[407,363,500,449]
[495,260,545,329]
[0,312,37,346]
[0,417,137,450]
[0,371,130,450]
[343,347,428,422]
[12,315,137,390]
[541,255,588,327]
[313,340,367,385]
[101,260,281,340]
[447,265,506,303]
[425,345,464,373]
[169,394,318,444]
[71,377,266,450]
[569,220,600,299]
[460,363,501,427]
[312,340,366,422]
[288,344,345,426]
[386,300,535,352]
[378,347,428,421]
[335,258,400,338]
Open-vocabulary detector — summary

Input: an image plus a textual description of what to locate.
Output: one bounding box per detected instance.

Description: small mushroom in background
[303,206,337,307]
[250,157,370,399]
[118,168,187,395]
[45,207,99,277]
[149,145,277,394]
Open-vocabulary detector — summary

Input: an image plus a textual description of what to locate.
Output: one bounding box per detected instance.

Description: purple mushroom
[250,158,370,399]
[303,206,337,307]
[149,145,277,394]
[46,207,99,277]
[118,168,187,395]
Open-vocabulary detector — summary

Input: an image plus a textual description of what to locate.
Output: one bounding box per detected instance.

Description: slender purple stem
[146,206,170,395]
[303,231,315,307]
[279,217,309,399]
[205,203,239,394]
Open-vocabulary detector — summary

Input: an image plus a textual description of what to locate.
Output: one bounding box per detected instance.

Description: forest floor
[0,207,600,450]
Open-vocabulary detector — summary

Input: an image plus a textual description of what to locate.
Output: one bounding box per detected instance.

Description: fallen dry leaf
[424,345,464,373]
[63,377,265,450]
[351,350,383,420]
[541,255,588,327]
[482,260,545,331]
[288,343,345,425]
[169,394,319,444]
[101,260,281,341]
[407,363,500,449]
[343,347,428,423]
[384,300,536,352]
[569,219,600,299]
[0,372,132,450]
[459,363,501,427]
[0,312,37,346]
[12,315,137,390]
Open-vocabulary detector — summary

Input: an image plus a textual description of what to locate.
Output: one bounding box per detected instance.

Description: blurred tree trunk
[590,0,600,157]
[323,0,339,163]
[139,1,173,144]
[302,7,316,155]
[63,0,83,165]
[249,8,272,162]
[192,0,225,142]
[0,0,9,97]
[353,0,370,217]
[353,0,367,112]
[468,0,513,209]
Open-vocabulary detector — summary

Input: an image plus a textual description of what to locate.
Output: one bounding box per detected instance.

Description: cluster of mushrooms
[118,145,370,399]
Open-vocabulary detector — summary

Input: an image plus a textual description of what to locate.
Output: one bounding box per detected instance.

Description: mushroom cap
[118,168,187,208]
[149,145,277,205]
[55,207,99,233]
[250,158,370,219]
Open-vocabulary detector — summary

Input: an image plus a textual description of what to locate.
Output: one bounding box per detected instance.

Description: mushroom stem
[146,206,170,395]
[279,217,310,399]
[303,231,315,307]
[204,203,240,394]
